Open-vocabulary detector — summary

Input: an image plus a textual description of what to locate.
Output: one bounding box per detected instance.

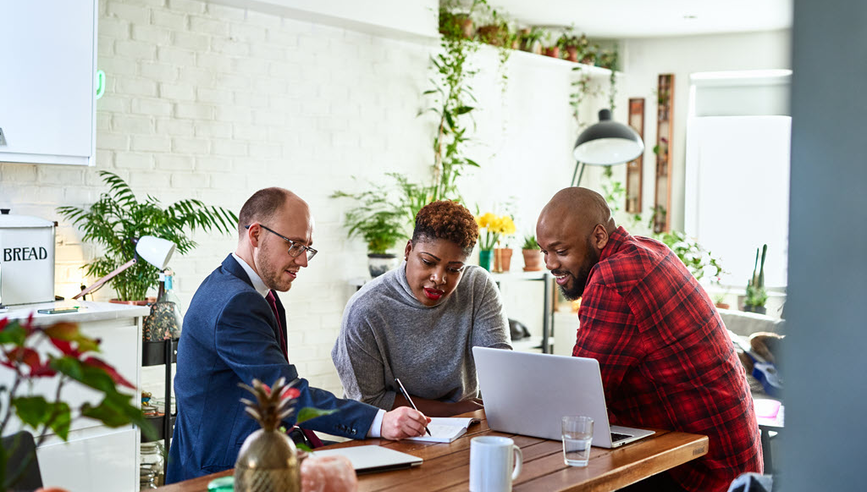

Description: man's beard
[557,242,600,301]
[558,265,592,300]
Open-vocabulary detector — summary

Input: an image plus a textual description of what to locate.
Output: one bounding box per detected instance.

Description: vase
[367,253,398,278]
[479,250,493,271]
[234,428,300,492]
[522,249,543,271]
[493,248,512,273]
[743,305,767,315]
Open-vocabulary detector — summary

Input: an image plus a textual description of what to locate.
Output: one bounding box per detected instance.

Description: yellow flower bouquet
[476,213,516,251]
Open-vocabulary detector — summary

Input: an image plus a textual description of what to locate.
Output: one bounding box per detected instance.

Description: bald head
[535,188,616,300]
[238,187,306,238]
[538,187,615,238]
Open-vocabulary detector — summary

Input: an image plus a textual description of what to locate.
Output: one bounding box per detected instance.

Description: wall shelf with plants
[503,47,617,75]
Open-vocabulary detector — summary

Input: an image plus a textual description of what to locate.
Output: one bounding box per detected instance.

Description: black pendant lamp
[571,109,645,186]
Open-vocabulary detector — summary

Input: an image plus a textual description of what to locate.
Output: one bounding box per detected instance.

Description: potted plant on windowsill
[332,185,408,278]
[57,171,237,304]
[743,244,769,314]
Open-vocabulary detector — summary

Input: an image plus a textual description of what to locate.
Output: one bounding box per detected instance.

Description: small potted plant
[476,213,515,272]
[557,28,586,63]
[743,244,769,314]
[476,9,510,47]
[597,46,619,70]
[439,9,474,40]
[580,42,597,66]
[518,26,544,54]
[521,234,543,271]
[332,185,408,278]
[542,31,560,58]
[57,171,237,303]
[439,0,486,40]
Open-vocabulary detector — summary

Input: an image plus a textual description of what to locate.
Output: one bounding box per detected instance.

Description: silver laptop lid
[473,346,615,446]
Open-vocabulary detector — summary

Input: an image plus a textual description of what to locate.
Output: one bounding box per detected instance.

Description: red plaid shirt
[572,227,762,491]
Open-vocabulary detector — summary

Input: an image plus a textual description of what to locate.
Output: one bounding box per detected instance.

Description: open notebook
[406,417,478,443]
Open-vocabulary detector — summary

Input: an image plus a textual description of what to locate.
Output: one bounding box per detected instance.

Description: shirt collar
[599,226,630,262]
[232,252,270,298]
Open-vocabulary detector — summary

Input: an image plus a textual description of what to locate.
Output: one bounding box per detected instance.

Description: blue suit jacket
[166,255,379,483]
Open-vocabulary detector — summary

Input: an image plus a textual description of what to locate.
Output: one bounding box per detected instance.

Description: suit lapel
[222,254,286,356]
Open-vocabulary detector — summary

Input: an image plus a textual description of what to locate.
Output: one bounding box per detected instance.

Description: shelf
[142,413,177,443]
[653,73,675,233]
[140,337,177,477]
[142,339,178,366]
[495,45,617,76]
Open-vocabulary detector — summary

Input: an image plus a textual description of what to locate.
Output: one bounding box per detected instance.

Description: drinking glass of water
[562,416,594,467]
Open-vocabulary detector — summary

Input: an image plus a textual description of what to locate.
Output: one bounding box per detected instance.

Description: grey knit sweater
[331,263,511,410]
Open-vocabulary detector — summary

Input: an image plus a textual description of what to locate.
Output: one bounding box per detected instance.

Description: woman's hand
[380,406,431,439]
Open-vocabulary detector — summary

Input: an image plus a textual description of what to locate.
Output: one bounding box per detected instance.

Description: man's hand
[380,406,430,440]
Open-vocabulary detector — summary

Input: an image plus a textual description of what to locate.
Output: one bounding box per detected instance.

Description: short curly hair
[412,200,479,254]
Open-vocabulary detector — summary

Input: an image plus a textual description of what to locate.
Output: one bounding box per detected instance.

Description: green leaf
[0,322,27,346]
[47,402,72,440]
[81,395,157,441]
[295,442,312,452]
[12,396,50,429]
[295,407,338,425]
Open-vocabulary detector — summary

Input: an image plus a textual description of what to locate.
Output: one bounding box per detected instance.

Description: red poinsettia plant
[0,315,154,489]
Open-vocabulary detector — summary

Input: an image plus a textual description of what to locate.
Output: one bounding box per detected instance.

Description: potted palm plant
[57,171,237,302]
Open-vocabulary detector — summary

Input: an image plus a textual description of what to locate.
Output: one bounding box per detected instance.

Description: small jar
[140,442,165,489]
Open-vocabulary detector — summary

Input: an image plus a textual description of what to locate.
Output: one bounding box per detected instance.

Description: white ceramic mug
[469,436,523,492]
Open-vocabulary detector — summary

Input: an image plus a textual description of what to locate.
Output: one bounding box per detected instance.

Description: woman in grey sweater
[332,200,512,417]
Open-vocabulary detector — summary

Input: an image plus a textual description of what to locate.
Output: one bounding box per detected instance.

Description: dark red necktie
[266,291,323,448]
[265,291,288,360]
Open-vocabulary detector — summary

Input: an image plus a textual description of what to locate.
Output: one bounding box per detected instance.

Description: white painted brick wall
[0,0,601,399]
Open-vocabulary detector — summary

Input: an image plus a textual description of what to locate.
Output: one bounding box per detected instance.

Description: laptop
[473,347,655,448]
[311,445,423,474]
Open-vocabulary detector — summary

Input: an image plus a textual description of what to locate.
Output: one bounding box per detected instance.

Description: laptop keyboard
[611,432,633,442]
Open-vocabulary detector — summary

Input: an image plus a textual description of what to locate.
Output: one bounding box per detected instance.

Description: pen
[394,378,432,436]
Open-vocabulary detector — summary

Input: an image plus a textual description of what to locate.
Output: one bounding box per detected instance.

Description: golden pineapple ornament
[234,377,302,492]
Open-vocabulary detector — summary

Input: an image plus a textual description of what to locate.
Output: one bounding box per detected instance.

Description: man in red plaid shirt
[536,188,762,492]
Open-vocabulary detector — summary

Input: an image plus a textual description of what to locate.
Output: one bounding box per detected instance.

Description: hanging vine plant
[415,0,487,215]
[569,69,601,128]
[599,44,620,111]
[332,0,486,246]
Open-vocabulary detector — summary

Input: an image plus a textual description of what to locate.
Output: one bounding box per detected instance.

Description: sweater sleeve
[470,268,512,349]
[332,298,397,411]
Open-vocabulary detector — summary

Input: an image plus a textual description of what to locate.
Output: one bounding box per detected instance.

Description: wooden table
[156,410,708,492]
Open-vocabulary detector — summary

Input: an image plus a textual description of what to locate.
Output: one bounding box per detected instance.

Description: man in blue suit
[167,188,429,483]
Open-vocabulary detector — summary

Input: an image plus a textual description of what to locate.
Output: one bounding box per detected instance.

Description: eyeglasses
[246,224,318,261]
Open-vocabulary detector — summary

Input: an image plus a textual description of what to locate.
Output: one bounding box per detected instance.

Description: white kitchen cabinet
[1,301,149,492]
[0,0,98,166]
